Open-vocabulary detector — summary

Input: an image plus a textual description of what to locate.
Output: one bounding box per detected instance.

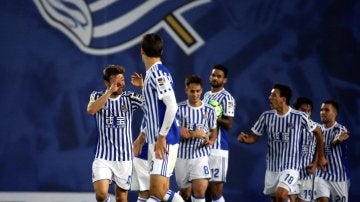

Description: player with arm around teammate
[237,83,326,202]
[87,65,144,202]
[293,97,326,202]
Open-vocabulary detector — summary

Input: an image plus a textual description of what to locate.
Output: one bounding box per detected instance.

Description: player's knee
[192,185,207,197]
[179,189,191,201]
[275,188,288,202]
[95,192,108,202]
[209,182,223,197]
[149,183,168,199]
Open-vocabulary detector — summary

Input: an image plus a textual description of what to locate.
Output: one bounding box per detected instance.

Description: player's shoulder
[218,89,235,103]
[333,122,347,131]
[290,108,308,117]
[123,90,142,98]
[153,63,170,74]
[203,102,216,110]
[178,100,188,107]
[262,109,276,115]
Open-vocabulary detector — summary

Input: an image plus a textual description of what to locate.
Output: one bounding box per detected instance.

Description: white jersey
[89,90,144,161]
[251,108,316,172]
[299,120,319,180]
[142,61,179,145]
[177,100,217,159]
[316,122,350,182]
[203,88,235,150]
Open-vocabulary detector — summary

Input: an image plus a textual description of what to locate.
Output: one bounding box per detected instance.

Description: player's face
[186,83,202,106]
[108,74,125,95]
[209,69,227,89]
[320,103,336,124]
[268,89,284,110]
[299,104,312,117]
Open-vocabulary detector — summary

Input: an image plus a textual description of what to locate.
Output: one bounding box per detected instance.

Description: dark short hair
[273,83,292,105]
[213,64,228,78]
[293,97,313,111]
[141,33,163,57]
[323,100,339,113]
[185,74,202,87]
[103,65,125,81]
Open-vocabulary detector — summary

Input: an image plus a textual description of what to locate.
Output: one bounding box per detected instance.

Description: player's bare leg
[148,175,169,200]
[115,185,128,202]
[192,179,208,201]
[209,182,224,201]
[93,179,110,202]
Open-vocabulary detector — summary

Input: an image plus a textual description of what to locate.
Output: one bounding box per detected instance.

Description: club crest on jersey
[33,0,210,55]
[202,113,208,120]
[121,105,127,112]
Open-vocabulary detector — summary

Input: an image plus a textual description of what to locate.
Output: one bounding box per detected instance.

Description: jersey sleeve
[302,114,317,132]
[88,91,99,104]
[251,112,265,136]
[140,117,146,133]
[130,92,145,111]
[155,73,175,100]
[221,94,235,117]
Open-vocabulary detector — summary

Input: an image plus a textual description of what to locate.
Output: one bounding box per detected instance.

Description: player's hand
[307,162,317,174]
[203,137,214,146]
[332,131,350,144]
[155,135,168,160]
[107,82,119,94]
[131,72,144,88]
[180,126,191,139]
[237,132,248,143]
[133,136,145,157]
[191,129,207,140]
[317,156,328,171]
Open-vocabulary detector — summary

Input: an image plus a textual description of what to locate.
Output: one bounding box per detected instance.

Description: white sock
[163,190,184,202]
[191,195,205,202]
[146,196,161,202]
[137,196,147,202]
[212,195,225,202]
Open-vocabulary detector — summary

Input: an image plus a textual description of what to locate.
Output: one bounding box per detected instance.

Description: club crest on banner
[33,0,210,55]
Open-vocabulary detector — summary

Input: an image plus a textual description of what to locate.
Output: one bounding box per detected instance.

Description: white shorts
[298,176,315,201]
[92,158,132,190]
[209,149,228,182]
[314,177,350,202]
[131,157,150,191]
[263,169,300,195]
[148,143,178,177]
[175,156,211,188]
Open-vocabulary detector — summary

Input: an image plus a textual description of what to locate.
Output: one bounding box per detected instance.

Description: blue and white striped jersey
[142,61,180,145]
[177,100,217,159]
[299,119,319,180]
[316,122,350,182]
[89,90,144,161]
[203,88,235,150]
[251,108,316,172]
